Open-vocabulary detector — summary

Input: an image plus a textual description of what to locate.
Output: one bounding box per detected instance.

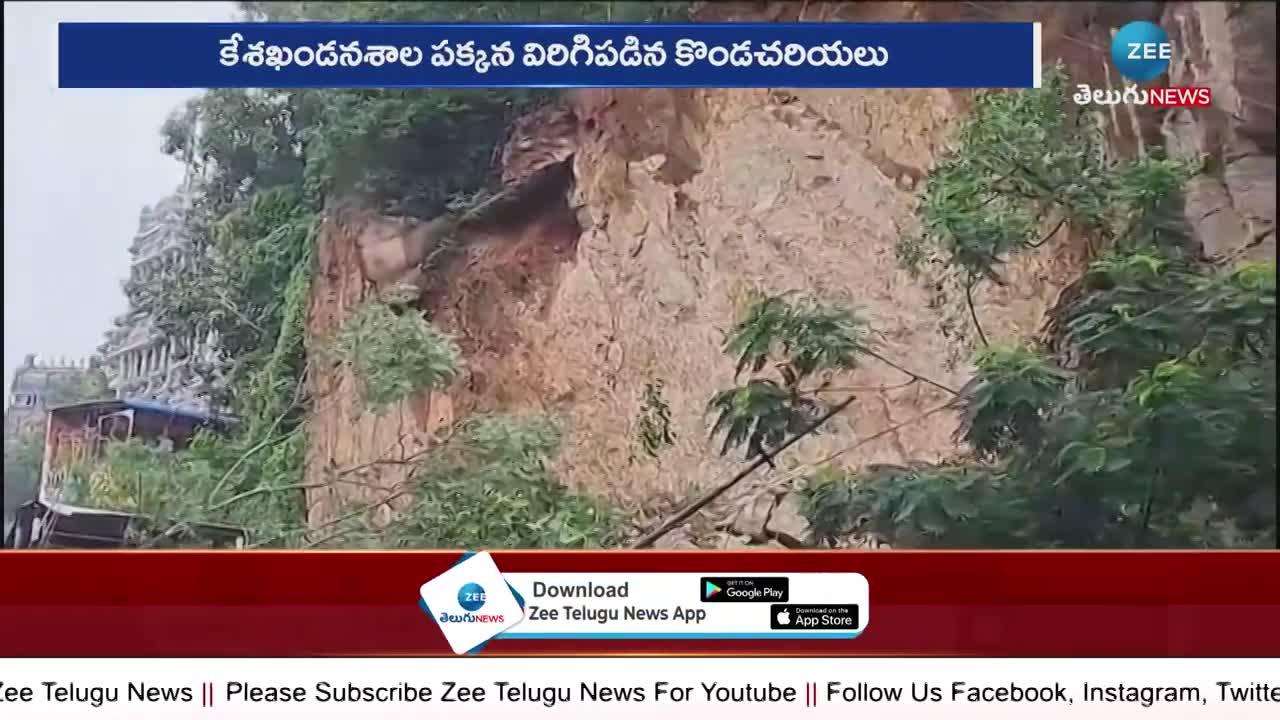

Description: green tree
[3,430,46,533]
[118,1,681,546]
[709,293,869,460]
[897,68,1202,348]
[802,464,1023,548]
[955,344,1070,459]
[808,69,1276,549]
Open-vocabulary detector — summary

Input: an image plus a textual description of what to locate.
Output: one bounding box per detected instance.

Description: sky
[3,1,235,398]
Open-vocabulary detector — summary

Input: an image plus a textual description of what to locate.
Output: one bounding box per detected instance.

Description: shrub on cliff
[709,293,870,461]
[333,301,463,410]
[380,415,620,549]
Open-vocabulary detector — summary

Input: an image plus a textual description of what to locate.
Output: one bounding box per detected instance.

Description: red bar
[0,551,1276,657]
[1147,87,1212,108]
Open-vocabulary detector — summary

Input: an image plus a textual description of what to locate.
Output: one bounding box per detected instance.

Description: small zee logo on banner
[458,582,487,611]
[1110,21,1171,82]
[419,552,526,654]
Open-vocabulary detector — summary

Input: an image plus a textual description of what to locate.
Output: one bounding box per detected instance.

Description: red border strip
[1,551,1276,657]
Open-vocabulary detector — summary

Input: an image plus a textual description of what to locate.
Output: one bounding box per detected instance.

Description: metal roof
[46,398,236,426]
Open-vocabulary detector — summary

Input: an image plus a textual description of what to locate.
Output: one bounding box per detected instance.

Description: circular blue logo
[1110,21,1171,83]
[457,582,487,612]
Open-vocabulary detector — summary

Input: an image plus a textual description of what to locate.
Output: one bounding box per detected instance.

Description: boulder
[731,494,775,541]
[764,493,813,548]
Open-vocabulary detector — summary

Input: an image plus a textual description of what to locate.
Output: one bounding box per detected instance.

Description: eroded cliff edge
[302,2,1276,547]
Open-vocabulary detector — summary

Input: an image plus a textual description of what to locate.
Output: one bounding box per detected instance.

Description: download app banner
[496,572,868,640]
[415,553,869,654]
[1,551,1277,658]
[55,22,1043,89]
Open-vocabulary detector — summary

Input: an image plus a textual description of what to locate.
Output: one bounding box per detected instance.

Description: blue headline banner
[57,23,1042,89]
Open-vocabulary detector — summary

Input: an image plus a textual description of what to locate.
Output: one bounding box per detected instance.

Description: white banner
[499,572,868,639]
[1,658,1277,719]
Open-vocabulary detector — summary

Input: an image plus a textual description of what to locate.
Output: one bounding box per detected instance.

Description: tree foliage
[377,415,619,549]
[333,302,463,410]
[709,380,824,459]
[1055,253,1274,386]
[710,293,870,460]
[97,1,662,547]
[956,344,1070,459]
[809,72,1276,549]
[3,431,46,533]
[65,414,616,549]
[902,68,1110,284]
[803,464,1022,548]
[898,67,1201,352]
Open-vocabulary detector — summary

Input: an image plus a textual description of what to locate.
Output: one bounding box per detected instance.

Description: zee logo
[1111,22,1172,82]
[458,582,487,612]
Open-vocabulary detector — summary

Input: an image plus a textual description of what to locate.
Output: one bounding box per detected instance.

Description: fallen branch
[303,525,367,548]
[810,378,919,394]
[248,459,435,549]
[140,520,191,549]
[1026,216,1068,249]
[965,279,991,347]
[246,426,467,548]
[207,481,326,512]
[761,398,958,493]
[204,425,302,505]
[205,362,311,504]
[861,348,960,396]
[276,484,418,549]
[630,395,857,549]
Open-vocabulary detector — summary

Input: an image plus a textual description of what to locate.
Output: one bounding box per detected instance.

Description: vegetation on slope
[66,27,1274,549]
[87,1,689,547]
[639,67,1272,550]
[331,301,464,411]
[785,69,1276,548]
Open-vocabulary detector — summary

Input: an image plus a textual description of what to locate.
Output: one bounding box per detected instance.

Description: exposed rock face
[1162,1,1277,262]
[303,209,451,530]
[304,86,1076,543]
[558,87,994,517]
[304,170,581,529]
[500,104,578,186]
[302,2,1274,546]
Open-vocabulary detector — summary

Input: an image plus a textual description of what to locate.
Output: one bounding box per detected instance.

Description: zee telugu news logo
[1075,21,1211,108]
[436,582,508,624]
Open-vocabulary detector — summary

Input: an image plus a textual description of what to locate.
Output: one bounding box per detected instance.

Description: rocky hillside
[302,1,1275,548]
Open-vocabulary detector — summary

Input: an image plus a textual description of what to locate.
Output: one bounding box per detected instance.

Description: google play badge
[704,581,722,600]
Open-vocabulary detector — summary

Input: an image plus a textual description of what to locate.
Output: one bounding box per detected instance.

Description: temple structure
[4,355,104,437]
[97,192,222,410]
